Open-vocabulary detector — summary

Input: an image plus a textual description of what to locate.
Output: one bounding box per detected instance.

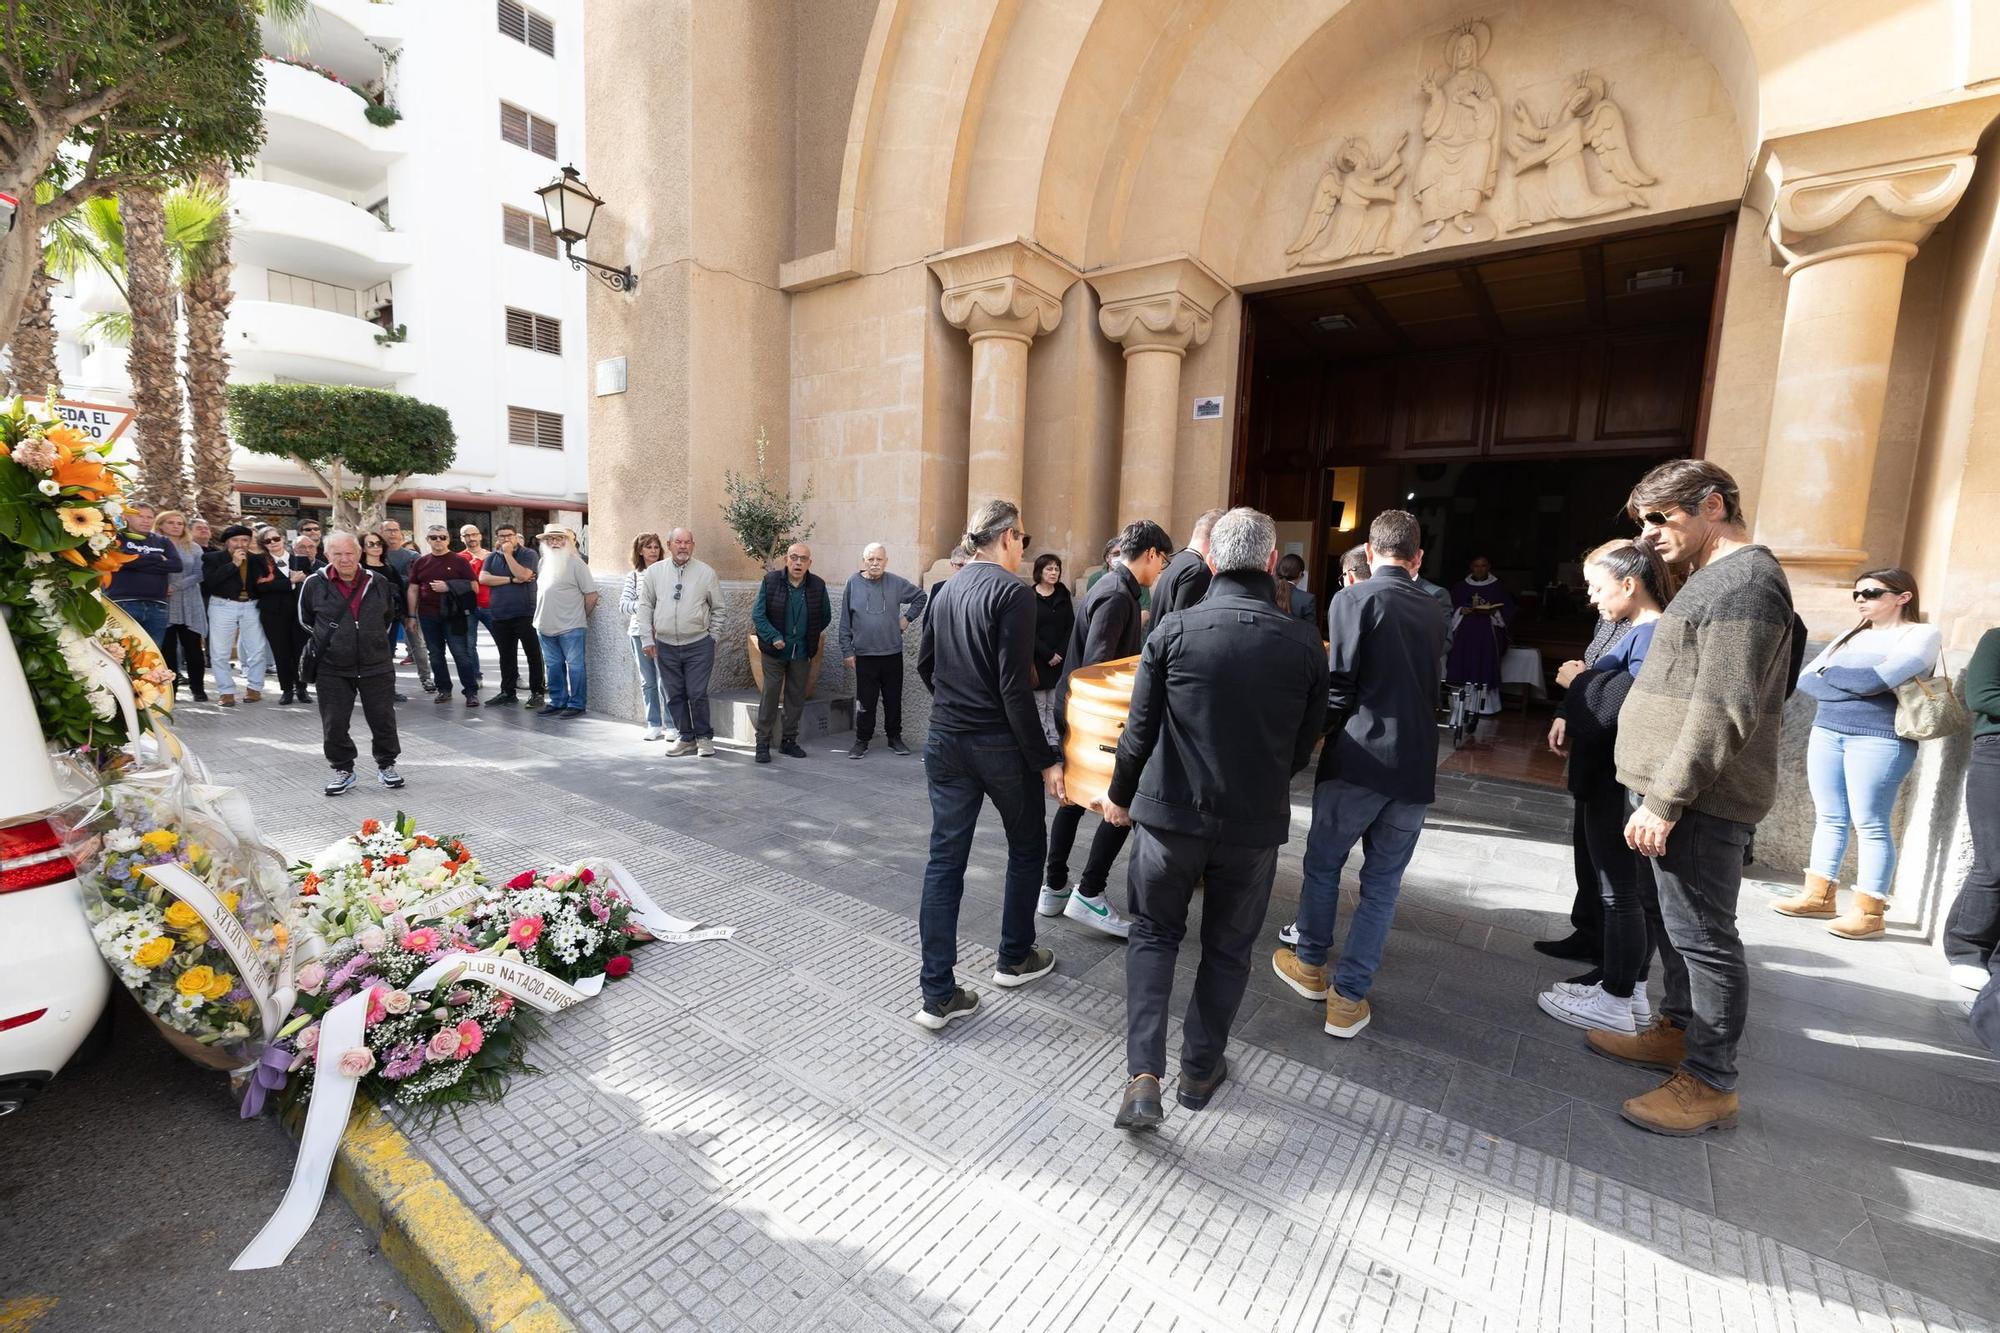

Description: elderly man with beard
[534,525,599,717]
[299,532,404,796]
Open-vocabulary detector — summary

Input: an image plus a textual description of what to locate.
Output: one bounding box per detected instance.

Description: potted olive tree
[719,428,821,694]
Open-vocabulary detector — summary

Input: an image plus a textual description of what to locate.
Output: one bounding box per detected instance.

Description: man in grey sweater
[1601,459,1793,1137]
[839,543,927,758]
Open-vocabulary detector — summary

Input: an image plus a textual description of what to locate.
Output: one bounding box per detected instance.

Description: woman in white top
[619,532,668,739]
[1776,568,1941,939]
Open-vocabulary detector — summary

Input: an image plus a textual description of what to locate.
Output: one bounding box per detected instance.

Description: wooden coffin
[1060,653,1140,809]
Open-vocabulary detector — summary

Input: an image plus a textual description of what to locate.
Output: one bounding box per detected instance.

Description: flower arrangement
[65,776,293,1070]
[0,394,163,753]
[470,862,639,984]
[295,813,483,948]
[275,926,530,1113]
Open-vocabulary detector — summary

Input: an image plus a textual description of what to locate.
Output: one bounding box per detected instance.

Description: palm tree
[119,187,188,509]
[3,259,59,400]
[180,165,236,522]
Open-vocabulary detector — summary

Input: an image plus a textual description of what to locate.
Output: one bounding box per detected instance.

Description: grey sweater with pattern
[1614,545,1795,826]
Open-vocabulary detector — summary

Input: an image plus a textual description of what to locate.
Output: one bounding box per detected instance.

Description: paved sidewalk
[167,677,1999,1332]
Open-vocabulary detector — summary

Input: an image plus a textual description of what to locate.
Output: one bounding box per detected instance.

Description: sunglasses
[1637,509,1679,528]
[427,534,449,542]
[1853,588,1895,601]
[1013,528,1033,547]
[261,536,282,545]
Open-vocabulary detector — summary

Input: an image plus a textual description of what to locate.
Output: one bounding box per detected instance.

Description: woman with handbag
[1777,569,1943,939]
[1029,553,1073,747]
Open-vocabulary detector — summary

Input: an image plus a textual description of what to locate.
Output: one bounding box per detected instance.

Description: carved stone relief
[1281,17,1665,272]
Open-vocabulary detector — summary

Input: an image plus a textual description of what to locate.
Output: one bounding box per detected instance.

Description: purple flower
[327,951,374,993]
[380,1042,426,1080]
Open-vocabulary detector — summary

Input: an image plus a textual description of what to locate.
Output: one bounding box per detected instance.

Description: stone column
[1755,154,1974,628]
[1089,255,1231,529]
[930,239,1079,510]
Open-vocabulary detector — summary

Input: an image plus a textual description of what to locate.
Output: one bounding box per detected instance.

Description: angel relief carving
[1285,133,1409,268]
[1505,72,1655,230]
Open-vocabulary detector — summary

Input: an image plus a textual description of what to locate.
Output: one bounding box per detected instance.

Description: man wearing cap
[200,523,280,705]
[534,525,598,717]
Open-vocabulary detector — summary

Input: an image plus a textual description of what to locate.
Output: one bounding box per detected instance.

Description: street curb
[329,1099,578,1333]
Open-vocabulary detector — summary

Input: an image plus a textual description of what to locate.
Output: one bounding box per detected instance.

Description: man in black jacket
[1273,509,1447,1039]
[1097,508,1327,1130]
[300,532,403,797]
[1039,518,1172,938]
[914,500,1065,1029]
[751,543,833,762]
[1147,507,1223,631]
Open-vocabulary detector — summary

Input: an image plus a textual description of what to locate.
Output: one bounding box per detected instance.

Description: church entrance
[1232,216,1731,787]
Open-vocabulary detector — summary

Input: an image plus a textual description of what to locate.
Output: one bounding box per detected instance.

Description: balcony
[230,178,413,287]
[258,59,407,191]
[228,299,414,387]
[261,1,406,84]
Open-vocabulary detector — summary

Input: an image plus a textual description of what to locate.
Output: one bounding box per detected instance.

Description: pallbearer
[1096,508,1328,1130]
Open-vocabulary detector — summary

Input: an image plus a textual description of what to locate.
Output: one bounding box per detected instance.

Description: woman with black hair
[1029,552,1074,747]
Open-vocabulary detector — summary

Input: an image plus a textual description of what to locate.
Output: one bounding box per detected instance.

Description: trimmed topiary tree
[226,383,455,530]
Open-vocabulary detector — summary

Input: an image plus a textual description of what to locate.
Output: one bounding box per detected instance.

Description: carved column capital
[1089,254,1233,357]
[1767,154,1975,274]
[929,238,1080,344]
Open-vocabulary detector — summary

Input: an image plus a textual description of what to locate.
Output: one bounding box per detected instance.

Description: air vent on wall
[1627,266,1684,293]
[1311,313,1357,332]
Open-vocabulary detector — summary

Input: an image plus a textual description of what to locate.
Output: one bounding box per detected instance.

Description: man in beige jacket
[639,527,725,756]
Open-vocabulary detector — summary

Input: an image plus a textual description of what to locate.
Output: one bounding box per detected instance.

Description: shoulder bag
[1894,660,1971,741]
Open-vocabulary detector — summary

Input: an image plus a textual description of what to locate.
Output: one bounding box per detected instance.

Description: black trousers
[1578,786,1652,997]
[1565,799,1604,958]
[854,653,904,742]
[318,670,400,771]
[1047,801,1130,898]
[162,624,208,694]
[1126,824,1280,1081]
[755,656,810,746]
[258,597,305,694]
[1945,734,2000,970]
[490,614,546,697]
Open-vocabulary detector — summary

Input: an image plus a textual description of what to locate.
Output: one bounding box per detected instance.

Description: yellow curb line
[326,1098,578,1333]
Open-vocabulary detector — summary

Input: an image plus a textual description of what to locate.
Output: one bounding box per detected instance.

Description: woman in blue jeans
[1779,569,1940,939]
[619,533,669,739]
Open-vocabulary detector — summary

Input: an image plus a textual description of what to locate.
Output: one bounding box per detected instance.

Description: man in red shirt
[410,525,482,705]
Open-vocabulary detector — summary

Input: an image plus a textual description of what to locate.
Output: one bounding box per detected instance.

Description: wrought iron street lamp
[535,165,636,293]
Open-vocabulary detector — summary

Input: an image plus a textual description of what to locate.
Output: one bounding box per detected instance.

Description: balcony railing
[228,298,414,388]
[230,178,414,286]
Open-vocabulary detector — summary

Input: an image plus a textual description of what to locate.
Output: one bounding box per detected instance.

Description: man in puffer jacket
[299,532,404,797]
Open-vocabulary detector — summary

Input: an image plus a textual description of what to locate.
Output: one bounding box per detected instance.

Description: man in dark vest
[751,542,833,763]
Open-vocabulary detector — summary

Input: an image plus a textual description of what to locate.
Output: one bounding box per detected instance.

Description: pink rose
[454,1019,484,1058]
[426,1028,461,1060]
[336,1047,375,1077]
[587,896,609,923]
[295,963,326,995]
[399,927,441,956]
[492,994,515,1017]
[299,1024,320,1054]
[382,989,412,1015]
[506,915,544,949]
[358,926,388,953]
[369,895,399,913]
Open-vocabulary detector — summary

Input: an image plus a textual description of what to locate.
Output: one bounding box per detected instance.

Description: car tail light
[0,819,76,893]
[0,1009,47,1033]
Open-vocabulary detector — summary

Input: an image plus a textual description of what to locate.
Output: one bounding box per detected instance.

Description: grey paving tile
[1862,1204,2000,1315]
[1435,1060,1572,1140]
[1565,1102,1715,1213]
[1707,1146,1875,1261]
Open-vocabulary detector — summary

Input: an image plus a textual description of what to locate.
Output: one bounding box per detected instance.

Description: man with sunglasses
[639,527,723,755]
[410,526,482,706]
[479,524,545,708]
[1597,458,1794,1138]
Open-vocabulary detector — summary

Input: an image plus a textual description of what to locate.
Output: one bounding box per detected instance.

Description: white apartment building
[52,0,591,538]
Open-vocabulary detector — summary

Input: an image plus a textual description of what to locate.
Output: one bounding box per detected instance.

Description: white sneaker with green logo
[1036,884,1070,917]
[1064,892,1129,940]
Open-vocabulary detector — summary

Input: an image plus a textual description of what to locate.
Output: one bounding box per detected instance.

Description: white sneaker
[1538,982,1638,1035]
[1064,892,1130,940]
[1950,963,1992,992]
[643,726,665,741]
[1036,884,1070,918]
[1278,921,1300,947]
[665,739,697,757]
[695,737,715,757]
[1630,980,1654,1026]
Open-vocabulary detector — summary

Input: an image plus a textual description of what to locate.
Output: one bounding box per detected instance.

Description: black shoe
[278,690,294,705]
[394,692,410,702]
[526,694,546,710]
[295,688,311,704]
[992,945,1055,988]
[558,706,584,717]
[1114,1075,1165,1131]
[886,738,912,756]
[464,695,481,709]
[780,740,807,759]
[1532,932,1598,962]
[435,691,454,704]
[324,770,355,797]
[755,745,772,764]
[486,692,517,707]
[1176,1056,1228,1111]
[913,987,979,1030]
[849,740,869,759]
[537,703,563,716]
[192,689,208,703]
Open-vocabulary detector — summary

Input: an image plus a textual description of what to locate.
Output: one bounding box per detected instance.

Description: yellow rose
[176,965,216,996]
[220,890,240,913]
[163,901,201,930]
[133,937,174,969]
[181,924,210,947]
[203,972,235,1001]
[141,829,179,853]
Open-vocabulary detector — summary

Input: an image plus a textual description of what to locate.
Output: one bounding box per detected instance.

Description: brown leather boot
[1771,872,1838,919]
[1828,891,1887,939]
[1587,1017,1685,1072]
[1620,1070,1739,1136]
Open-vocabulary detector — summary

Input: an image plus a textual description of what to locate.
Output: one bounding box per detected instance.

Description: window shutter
[497,0,526,43]
[500,102,529,149]
[528,114,557,159]
[507,408,563,449]
[534,315,561,355]
[531,215,558,258]
[502,207,530,250]
[536,412,564,449]
[507,407,535,447]
[528,12,555,56]
[505,308,533,348]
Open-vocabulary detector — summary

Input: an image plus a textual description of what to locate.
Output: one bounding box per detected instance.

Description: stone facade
[584,0,2000,943]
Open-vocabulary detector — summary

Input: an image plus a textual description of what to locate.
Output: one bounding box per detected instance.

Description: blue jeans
[114,598,169,647]
[1294,777,1428,1001]
[630,635,664,728]
[918,731,1047,1004]
[540,627,589,709]
[1807,726,1918,899]
[420,614,478,696]
[470,609,492,685]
